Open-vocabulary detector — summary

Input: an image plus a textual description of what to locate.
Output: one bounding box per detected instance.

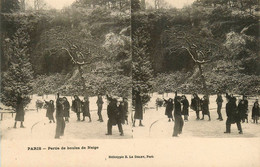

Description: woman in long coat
[201,95,211,121]
[118,101,126,124]
[72,95,82,121]
[252,100,259,124]
[63,97,70,122]
[45,100,55,123]
[238,99,248,123]
[164,98,174,122]
[191,93,201,120]
[14,96,25,128]
[181,95,189,121]
[82,96,91,122]
[133,92,144,127]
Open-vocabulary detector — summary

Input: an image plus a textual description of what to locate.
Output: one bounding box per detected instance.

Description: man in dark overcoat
[173,91,184,137]
[96,94,104,122]
[55,93,66,139]
[82,96,91,122]
[224,93,243,134]
[216,93,223,121]
[106,96,123,136]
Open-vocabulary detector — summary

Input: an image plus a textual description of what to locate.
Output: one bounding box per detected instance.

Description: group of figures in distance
[1,0,259,139]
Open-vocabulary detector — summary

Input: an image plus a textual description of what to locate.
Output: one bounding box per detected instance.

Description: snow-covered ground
[0,94,132,140]
[1,93,260,167]
[133,93,260,138]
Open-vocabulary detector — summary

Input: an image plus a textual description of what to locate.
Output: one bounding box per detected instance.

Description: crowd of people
[11,91,259,138]
[42,93,129,138]
[162,92,260,137]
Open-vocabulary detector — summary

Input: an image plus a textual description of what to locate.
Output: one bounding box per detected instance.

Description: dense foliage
[1,28,34,109]
[133,1,259,94]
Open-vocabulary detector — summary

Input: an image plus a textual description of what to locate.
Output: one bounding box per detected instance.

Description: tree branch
[182,47,209,64]
[61,47,86,65]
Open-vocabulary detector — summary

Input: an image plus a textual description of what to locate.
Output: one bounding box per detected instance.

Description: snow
[0,94,132,140]
[1,93,260,167]
[133,92,260,138]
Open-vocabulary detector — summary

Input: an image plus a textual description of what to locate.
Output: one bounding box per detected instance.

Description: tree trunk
[77,64,87,95]
[198,64,209,97]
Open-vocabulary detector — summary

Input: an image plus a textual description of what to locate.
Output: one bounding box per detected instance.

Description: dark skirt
[165,109,173,118]
[63,109,70,117]
[46,110,54,120]
[182,107,189,115]
[134,100,143,120]
[83,109,90,117]
[134,109,143,120]
[15,111,25,121]
[202,105,209,115]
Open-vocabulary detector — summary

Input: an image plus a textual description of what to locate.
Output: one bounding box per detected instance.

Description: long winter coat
[134,94,143,120]
[15,97,25,122]
[118,103,126,124]
[174,98,182,117]
[164,99,173,118]
[251,103,259,119]
[56,98,64,118]
[45,102,55,120]
[107,101,118,125]
[201,98,209,115]
[63,101,70,117]
[191,96,201,111]
[226,97,239,123]
[82,100,90,117]
[72,99,81,113]
[238,100,247,120]
[181,99,189,116]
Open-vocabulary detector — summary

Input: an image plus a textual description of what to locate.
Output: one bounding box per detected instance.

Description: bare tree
[46,29,106,95]
[168,31,211,96]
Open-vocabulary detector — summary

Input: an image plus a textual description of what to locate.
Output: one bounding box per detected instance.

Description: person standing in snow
[72,95,82,121]
[164,98,174,122]
[216,93,223,121]
[252,100,259,124]
[45,100,55,123]
[81,96,91,122]
[181,95,189,121]
[172,91,184,137]
[63,97,70,122]
[201,95,211,121]
[96,94,104,122]
[224,93,243,134]
[55,93,66,139]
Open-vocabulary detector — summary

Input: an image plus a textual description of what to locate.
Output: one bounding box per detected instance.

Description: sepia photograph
[1,0,260,167]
